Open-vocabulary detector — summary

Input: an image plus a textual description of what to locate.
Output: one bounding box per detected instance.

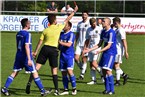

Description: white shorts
[88,48,101,62]
[115,54,123,63]
[75,45,88,56]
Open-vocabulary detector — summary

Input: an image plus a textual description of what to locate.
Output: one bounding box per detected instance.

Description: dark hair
[68,21,72,28]
[89,18,96,25]
[47,14,56,24]
[111,24,115,28]
[113,17,121,23]
[82,10,89,15]
[21,18,28,28]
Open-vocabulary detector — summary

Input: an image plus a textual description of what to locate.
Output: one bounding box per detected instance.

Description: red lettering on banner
[122,23,145,32]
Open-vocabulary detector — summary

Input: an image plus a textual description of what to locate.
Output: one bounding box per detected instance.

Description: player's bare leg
[75,54,82,69]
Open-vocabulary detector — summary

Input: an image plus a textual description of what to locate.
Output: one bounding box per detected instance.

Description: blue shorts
[13,53,36,73]
[59,56,74,71]
[99,53,116,71]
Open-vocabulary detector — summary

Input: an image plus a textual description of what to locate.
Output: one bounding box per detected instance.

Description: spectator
[47,1,58,13]
[61,4,74,15]
[97,18,103,29]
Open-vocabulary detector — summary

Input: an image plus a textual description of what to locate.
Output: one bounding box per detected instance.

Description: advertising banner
[0,15,145,33]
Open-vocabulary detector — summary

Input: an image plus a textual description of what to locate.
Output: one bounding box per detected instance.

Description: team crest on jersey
[85,24,87,27]
[95,30,98,33]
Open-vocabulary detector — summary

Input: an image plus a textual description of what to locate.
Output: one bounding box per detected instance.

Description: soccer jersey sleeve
[40,32,44,41]
[85,28,90,40]
[68,33,75,43]
[108,31,114,43]
[76,22,80,33]
[120,28,126,40]
[25,33,31,44]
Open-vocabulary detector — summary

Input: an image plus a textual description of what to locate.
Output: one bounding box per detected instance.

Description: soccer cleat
[60,90,69,95]
[114,82,121,86]
[26,82,31,94]
[102,90,109,94]
[54,90,60,96]
[114,80,121,86]
[77,75,84,80]
[123,74,129,85]
[41,89,52,96]
[72,89,77,95]
[108,92,115,95]
[87,81,96,85]
[102,90,115,95]
[1,87,10,96]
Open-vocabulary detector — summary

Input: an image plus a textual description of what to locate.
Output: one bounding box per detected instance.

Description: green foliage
[1,32,145,97]
[3,1,145,14]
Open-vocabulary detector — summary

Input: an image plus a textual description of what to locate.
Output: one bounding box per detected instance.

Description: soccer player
[75,10,90,80]
[84,17,116,95]
[113,17,129,86]
[58,21,77,95]
[25,4,78,96]
[1,18,49,96]
[83,18,103,85]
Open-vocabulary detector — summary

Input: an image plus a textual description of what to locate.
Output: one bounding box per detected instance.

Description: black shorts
[36,45,59,68]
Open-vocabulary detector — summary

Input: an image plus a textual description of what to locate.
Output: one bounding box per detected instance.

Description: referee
[25,4,78,96]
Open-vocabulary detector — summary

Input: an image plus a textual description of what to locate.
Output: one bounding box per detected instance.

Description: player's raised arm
[64,3,78,23]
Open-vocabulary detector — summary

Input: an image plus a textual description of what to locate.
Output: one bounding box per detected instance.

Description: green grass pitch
[1,32,145,97]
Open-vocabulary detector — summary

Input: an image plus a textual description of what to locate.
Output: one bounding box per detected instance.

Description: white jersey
[86,26,102,53]
[62,7,74,13]
[115,27,126,55]
[76,20,90,46]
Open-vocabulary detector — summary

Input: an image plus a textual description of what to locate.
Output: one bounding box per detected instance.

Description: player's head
[102,17,111,28]
[48,14,57,25]
[63,21,72,32]
[113,17,121,27]
[89,18,96,29]
[21,18,31,29]
[51,1,55,6]
[82,10,89,21]
[97,18,102,24]
[66,4,71,9]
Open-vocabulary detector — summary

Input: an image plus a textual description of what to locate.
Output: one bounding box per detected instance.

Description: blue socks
[70,75,76,89]
[34,77,45,93]
[4,76,14,88]
[105,75,114,92]
[62,75,69,90]
[108,75,114,92]
[104,75,110,92]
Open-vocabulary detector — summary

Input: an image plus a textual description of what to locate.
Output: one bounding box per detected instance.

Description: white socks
[116,68,123,80]
[81,63,87,75]
[91,69,96,81]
